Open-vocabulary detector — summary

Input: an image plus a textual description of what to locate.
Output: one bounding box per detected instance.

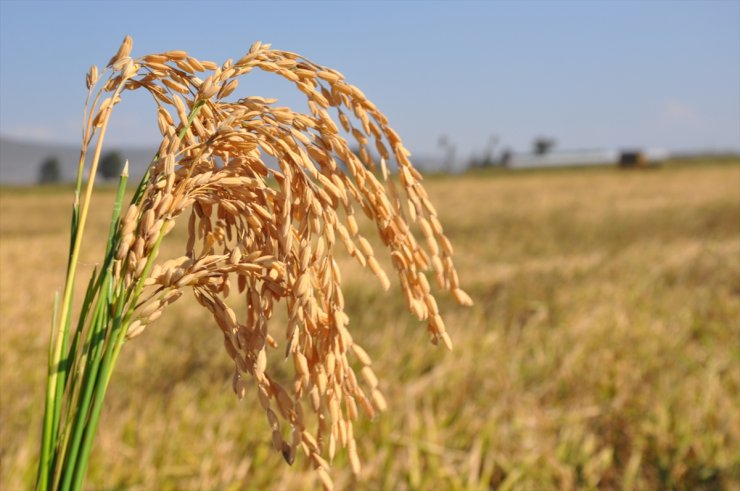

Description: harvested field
[1,161,739,490]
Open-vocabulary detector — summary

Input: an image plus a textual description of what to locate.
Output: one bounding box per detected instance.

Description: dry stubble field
[1,161,739,490]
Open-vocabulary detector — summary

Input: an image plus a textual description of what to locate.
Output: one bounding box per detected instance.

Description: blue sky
[0,0,738,159]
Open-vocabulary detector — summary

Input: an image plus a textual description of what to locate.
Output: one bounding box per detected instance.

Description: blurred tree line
[466,135,556,169]
[38,156,61,183]
[37,151,124,184]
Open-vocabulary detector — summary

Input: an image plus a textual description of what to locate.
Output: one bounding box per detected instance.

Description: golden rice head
[91,36,473,488]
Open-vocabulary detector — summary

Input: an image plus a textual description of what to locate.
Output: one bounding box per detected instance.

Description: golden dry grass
[2,161,739,490]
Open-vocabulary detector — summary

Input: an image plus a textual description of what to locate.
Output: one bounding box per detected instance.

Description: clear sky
[1,0,738,160]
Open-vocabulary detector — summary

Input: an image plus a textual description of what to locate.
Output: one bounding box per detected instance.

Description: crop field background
[1,160,738,490]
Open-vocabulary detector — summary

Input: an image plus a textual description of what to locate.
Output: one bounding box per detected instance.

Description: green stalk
[69,230,167,491]
[67,101,204,491]
[50,266,99,488]
[104,163,129,259]
[36,79,128,491]
[38,94,205,490]
[50,114,113,394]
[65,268,99,385]
[61,164,129,410]
[56,169,128,490]
[35,292,59,491]
[40,97,120,491]
[51,286,76,430]
[58,276,111,491]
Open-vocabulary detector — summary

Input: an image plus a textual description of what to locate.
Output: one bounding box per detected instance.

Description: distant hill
[0,137,157,184]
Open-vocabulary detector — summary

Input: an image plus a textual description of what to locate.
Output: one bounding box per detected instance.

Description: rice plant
[35,36,471,491]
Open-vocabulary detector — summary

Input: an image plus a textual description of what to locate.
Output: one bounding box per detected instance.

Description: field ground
[1,161,739,490]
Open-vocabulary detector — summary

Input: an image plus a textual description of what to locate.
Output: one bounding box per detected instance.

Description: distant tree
[38,156,62,184]
[437,135,456,173]
[99,151,124,180]
[468,135,502,169]
[533,137,556,156]
[468,154,494,169]
[485,134,499,163]
[499,148,513,167]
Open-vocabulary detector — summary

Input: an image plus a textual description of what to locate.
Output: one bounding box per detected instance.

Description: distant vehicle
[618,150,664,168]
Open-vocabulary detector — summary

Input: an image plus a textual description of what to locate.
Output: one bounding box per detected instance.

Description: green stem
[38,94,206,491]
[56,169,128,490]
[66,96,205,491]
[50,266,99,489]
[41,89,122,491]
[35,292,59,491]
[69,230,167,491]
[58,276,111,491]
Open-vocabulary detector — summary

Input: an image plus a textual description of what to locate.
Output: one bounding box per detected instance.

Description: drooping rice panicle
[36,36,471,491]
